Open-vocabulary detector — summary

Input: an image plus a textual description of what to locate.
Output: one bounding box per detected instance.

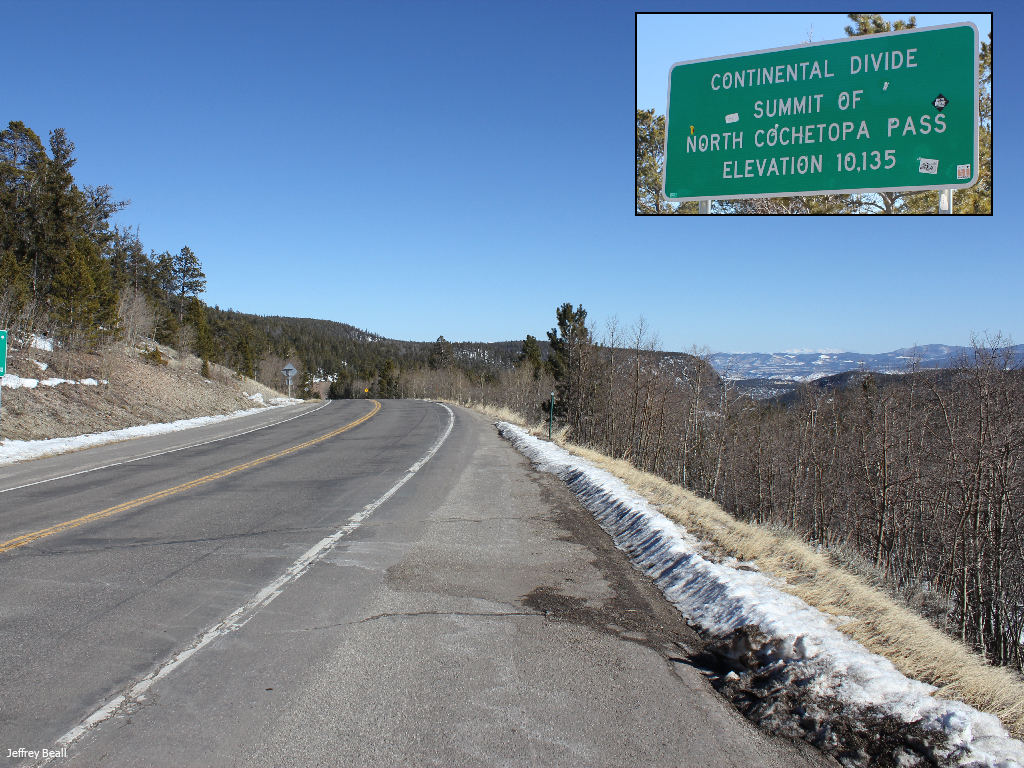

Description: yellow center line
[0,400,382,555]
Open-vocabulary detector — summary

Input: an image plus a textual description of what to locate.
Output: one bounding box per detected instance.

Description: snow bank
[497,422,1024,768]
[2,374,39,389]
[0,400,302,466]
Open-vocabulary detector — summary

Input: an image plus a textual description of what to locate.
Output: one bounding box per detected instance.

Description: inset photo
[636,13,992,214]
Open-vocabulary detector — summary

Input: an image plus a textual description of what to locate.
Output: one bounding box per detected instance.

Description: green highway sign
[663,23,979,201]
[0,330,6,376]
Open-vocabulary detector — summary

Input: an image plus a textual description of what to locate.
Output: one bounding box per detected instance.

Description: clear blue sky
[5,1,1018,354]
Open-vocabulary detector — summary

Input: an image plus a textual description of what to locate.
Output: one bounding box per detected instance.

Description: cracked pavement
[2,401,830,767]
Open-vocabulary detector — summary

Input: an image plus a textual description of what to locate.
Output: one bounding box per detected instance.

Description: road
[0,399,830,767]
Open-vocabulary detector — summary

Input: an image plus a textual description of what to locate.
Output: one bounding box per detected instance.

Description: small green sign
[0,330,6,377]
[663,23,979,201]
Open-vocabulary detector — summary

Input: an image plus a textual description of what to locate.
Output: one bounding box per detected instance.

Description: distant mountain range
[708,344,1021,382]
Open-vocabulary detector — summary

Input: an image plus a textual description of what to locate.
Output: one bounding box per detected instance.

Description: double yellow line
[0,400,382,555]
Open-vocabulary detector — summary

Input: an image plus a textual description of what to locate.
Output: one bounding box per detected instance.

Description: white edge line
[0,402,332,495]
[43,402,455,763]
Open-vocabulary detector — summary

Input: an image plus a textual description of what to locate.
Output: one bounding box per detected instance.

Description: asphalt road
[0,400,831,767]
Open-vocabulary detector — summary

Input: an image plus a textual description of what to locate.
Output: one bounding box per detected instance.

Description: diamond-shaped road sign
[281,364,297,379]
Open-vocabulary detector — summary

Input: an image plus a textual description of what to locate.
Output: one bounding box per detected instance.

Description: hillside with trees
[410,306,1023,675]
[3,109,1020,679]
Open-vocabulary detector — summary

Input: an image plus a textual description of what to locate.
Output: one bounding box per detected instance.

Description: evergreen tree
[636,109,698,215]
[173,245,206,323]
[546,303,591,427]
[636,108,669,214]
[50,236,118,347]
[377,358,400,398]
[954,31,992,214]
[298,370,317,399]
[186,297,215,364]
[107,226,150,293]
[328,369,356,399]
[38,128,82,303]
[152,251,178,343]
[843,12,916,36]
[0,248,30,329]
[233,330,258,379]
[428,335,454,369]
[153,251,176,298]
[0,122,47,293]
[518,334,543,379]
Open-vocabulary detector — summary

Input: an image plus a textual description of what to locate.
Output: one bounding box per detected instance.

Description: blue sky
[4,1,1018,354]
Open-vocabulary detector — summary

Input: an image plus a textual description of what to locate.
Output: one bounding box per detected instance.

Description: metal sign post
[549,392,555,440]
[0,330,7,437]
[663,23,979,202]
[281,363,297,398]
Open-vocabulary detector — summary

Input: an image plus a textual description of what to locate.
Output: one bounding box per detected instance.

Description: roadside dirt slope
[1,338,292,442]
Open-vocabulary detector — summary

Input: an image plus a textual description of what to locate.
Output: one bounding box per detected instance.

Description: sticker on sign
[662,22,979,201]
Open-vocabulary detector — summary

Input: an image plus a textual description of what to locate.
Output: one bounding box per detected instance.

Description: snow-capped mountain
[708,344,1015,381]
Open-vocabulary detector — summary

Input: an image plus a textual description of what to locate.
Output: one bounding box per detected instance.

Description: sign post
[281,363,297,398]
[0,330,7,437]
[549,392,555,440]
[663,23,979,202]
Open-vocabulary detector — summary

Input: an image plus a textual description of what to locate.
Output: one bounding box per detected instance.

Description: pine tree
[37,128,82,302]
[298,370,317,399]
[378,358,400,398]
[153,251,176,299]
[50,240,97,344]
[186,297,215,364]
[546,303,591,428]
[173,245,206,324]
[636,109,699,215]
[233,331,258,379]
[518,334,543,379]
[0,122,48,292]
[0,248,30,329]
[428,335,454,369]
[954,31,992,214]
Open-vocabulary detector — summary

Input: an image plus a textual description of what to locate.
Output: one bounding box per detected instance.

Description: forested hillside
[0,120,520,397]
[406,304,1024,676]
[4,113,1020,679]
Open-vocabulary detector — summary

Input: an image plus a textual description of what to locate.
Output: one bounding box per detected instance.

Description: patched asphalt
[1,402,831,767]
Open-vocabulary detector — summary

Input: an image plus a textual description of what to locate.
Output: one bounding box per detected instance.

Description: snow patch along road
[0,398,302,466]
[497,422,1024,768]
[1,374,108,389]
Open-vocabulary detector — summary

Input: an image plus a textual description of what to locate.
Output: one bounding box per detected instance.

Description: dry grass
[466,401,1024,739]
[2,338,291,442]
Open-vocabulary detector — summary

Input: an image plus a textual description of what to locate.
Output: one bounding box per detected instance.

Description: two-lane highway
[1,400,829,767]
[1,399,438,757]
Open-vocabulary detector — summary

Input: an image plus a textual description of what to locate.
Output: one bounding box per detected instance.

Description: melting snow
[0,400,302,466]
[29,334,54,352]
[497,422,1024,768]
[2,375,108,389]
